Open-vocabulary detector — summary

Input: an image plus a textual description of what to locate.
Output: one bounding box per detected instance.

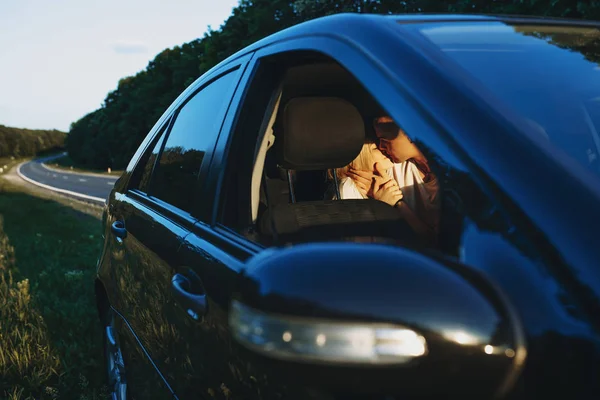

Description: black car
[96,13,600,400]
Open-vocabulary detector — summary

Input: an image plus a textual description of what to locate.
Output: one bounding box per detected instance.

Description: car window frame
[203,35,469,258]
[125,55,253,222]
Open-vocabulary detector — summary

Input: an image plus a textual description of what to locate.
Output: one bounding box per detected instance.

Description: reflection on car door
[106,119,178,399]
[112,63,248,398]
[173,231,283,399]
[109,169,190,397]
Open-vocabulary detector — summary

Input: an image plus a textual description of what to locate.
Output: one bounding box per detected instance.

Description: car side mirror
[230,243,526,399]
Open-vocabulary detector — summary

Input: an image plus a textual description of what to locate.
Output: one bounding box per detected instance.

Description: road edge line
[16,162,107,204]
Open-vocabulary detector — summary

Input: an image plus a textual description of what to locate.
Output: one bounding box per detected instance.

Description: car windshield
[407,20,600,179]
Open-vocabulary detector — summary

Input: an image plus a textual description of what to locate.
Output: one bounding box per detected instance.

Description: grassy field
[0,172,108,399]
[46,155,123,177]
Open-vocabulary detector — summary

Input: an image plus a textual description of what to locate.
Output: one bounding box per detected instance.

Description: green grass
[0,179,108,400]
[47,155,123,177]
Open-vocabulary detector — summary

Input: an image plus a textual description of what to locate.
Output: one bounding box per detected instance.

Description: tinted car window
[149,71,238,212]
[137,129,167,193]
[127,120,170,192]
[408,21,600,179]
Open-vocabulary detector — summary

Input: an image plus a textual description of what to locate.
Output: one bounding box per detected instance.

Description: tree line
[0,124,65,158]
[66,0,600,170]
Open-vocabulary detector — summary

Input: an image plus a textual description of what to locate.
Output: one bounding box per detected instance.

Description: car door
[103,116,178,399]
[106,61,249,398]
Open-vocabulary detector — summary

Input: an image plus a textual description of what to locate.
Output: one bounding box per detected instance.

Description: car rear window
[406,21,600,180]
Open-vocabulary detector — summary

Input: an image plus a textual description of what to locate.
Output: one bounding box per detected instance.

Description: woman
[336,119,441,245]
[331,140,394,200]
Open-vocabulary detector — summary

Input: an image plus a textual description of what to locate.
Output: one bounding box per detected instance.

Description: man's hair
[372,115,404,140]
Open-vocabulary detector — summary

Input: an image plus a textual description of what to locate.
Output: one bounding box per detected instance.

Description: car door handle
[111,221,127,239]
[171,273,207,321]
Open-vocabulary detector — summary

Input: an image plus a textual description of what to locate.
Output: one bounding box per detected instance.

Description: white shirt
[336,161,440,232]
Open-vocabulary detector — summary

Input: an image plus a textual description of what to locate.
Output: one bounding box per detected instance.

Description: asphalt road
[17,155,118,205]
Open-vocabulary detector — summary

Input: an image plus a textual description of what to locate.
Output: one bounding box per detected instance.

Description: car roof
[390,12,600,25]
[215,12,600,69]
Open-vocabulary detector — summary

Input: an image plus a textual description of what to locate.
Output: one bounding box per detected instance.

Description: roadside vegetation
[0,173,107,399]
[0,125,65,159]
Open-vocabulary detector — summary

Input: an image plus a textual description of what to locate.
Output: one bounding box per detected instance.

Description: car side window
[127,121,170,192]
[137,130,167,193]
[214,55,487,258]
[147,70,238,213]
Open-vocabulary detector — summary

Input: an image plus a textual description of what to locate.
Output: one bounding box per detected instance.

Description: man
[347,115,441,244]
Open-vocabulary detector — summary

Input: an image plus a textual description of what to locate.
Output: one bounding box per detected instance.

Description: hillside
[0,124,66,158]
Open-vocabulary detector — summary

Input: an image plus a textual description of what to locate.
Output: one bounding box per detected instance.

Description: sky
[0,0,239,131]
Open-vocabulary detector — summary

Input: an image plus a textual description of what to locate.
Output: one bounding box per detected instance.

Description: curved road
[17,154,118,205]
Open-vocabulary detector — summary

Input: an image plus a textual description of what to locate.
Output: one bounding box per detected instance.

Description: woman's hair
[328,139,377,181]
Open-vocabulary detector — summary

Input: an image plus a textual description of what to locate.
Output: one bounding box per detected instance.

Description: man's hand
[348,162,402,205]
[371,162,403,206]
[372,178,403,206]
[347,168,373,197]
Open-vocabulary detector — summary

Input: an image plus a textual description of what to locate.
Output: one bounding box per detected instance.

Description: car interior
[221,55,463,256]
[227,61,426,248]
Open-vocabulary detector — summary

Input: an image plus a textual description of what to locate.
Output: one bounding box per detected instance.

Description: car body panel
[112,307,176,399]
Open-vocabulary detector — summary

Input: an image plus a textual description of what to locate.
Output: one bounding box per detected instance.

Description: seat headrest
[276,97,365,171]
